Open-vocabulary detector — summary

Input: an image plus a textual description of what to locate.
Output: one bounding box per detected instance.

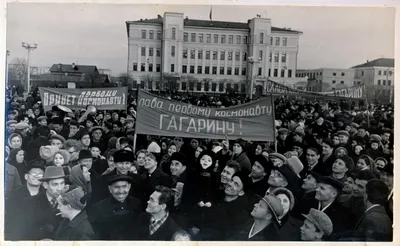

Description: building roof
[126,16,302,34]
[351,58,394,69]
[49,64,98,74]
[33,73,109,83]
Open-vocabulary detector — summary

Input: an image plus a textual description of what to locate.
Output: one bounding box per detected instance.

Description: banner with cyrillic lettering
[39,87,128,112]
[136,90,275,141]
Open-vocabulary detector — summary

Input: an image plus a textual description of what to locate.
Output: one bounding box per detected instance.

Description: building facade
[296,68,355,92]
[126,12,303,95]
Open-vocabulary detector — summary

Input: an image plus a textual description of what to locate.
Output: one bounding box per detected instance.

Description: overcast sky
[6,3,395,75]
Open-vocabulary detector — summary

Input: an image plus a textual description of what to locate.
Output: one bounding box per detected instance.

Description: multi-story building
[126,12,303,96]
[296,68,355,92]
[351,58,394,104]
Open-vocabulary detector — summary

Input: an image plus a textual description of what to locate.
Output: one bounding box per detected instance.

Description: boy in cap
[55,187,95,240]
[50,134,66,149]
[331,155,354,183]
[300,208,333,241]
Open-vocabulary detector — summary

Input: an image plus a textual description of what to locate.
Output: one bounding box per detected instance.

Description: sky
[6,3,395,76]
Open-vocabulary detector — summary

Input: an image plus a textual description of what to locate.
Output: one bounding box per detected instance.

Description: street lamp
[248,56,262,99]
[21,42,38,93]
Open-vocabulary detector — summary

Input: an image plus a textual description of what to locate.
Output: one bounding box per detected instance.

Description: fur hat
[39,145,59,163]
[147,141,161,154]
[78,149,92,161]
[272,187,295,211]
[197,150,217,171]
[336,155,354,171]
[232,170,251,193]
[302,208,333,236]
[170,152,186,166]
[60,187,86,210]
[114,149,134,163]
[54,150,71,164]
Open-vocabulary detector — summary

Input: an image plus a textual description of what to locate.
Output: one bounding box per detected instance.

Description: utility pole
[21,42,38,93]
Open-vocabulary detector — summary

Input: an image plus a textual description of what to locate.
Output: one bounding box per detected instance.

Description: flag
[209,6,212,21]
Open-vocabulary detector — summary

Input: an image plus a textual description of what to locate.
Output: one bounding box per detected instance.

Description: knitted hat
[114,149,134,163]
[302,208,333,236]
[51,134,66,143]
[39,145,60,163]
[286,156,304,176]
[337,130,350,137]
[54,150,71,164]
[375,157,388,167]
[272,187,295,210]
[60,187,86,210]
[334,147,348,156]
[170,152,186,165]
[232,170,251,193]
[336,155,354,171]
[147,141,161,153]
[78,149,92,161]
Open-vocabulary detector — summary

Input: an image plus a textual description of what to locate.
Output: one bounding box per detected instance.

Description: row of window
[140,29,288,46]
[297,71,347,78]
[332,80,345,84]
[182,65,247,76]
[377,70,393,76]
[377,80,392,86]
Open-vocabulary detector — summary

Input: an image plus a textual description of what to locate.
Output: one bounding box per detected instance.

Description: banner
[265,80,366,99]
[39,87,128,112]
[136,90,275,141]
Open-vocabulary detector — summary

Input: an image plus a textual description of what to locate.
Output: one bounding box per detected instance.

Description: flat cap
[351,122,360,128]
[37,116,47,121]
[337,130,350,137]
[286,156,304,176]
[51,134,66,143]
[294,129,305,137]
[278,128,288,134]
[14,122,30,130]
[6,120,17,126]
[125,117,135,123]
[269,153,287,163]
[302,208,333,236]
[369,134,382,142]
[317,176,344,191]
[91,126,103,132]
[260,194,284,223]
[108,174,133,185]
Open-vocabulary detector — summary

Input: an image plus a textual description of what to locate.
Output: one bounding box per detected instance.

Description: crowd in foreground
[4,90,394,241]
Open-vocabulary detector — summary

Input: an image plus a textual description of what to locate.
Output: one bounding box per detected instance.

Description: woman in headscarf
[69,164,92,207]
[231,138,251,172]
[160,143,179,174]
[51,149,72,176]
[355,154,378,174]
[7,148,27,182]
[8,133,23,150]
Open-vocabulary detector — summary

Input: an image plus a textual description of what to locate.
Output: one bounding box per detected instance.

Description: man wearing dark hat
[55,187,95,240]
[320,138,336,175]
[37,116,48,126]
[330,155,353,183]
[6,120,17,135]
[78,149,98,180]
[247,156,272,203]
[291,171,320,220]
[266,164,300,197]
[50,134,66,149]
[125,117,135,132]
[51,116,69,140]
[337,130,352,152]
[300,144,325,178]
[169,152,188,187]
[277,128,289,154]
[300,208,333,241]
[91,126,105,150]
[19,166,66,240]
[89,175,142,240]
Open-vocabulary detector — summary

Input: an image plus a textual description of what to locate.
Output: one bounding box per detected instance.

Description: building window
[147,81,153,90]
[204,82,210,91]
[182,65,187,73]
[212,66,217,75]
[237,35,241,44]
[157,30,161,40]
[149,48,154,56]
[212,83,217,92]
[234,67,239,75]
[189,81,194,90]
[133,63,137,71]
[199,34,203,43]
[234,84,239,92]
[288,69,292,77]
[226,83,232,91]
[269,53,272,62]
[220,67,225,75]
[274,69,278,77]
[229,35,233,44]
[190,50,195,59]
[172,28,176,40]
[156,48,161,57]
[141,63,145,72]
[383,80,386,85]
[332,88,335,91]
[141,47,146,56]
[243,36,247,44]
[268,69,271,77]
[258,68,262,76]
[281,70,285,77]
[206,51,210,59]
[228,52,233,60]
[196,82,202,91]
[275,37,280,46]
[357,81,361,84]
[156,64,161,72]
[213,51,217,60]
[221,35,226,44]
[227,67,232,75]
[243,52,247,61]
[207,34,211,43]
[149,64,153,72]
[197,66,202,74]
[181,82,187,91]
[171,64,175,72]
[149,30,154,39]
[214,34,218,43]
[140,81,145,89]
[270,37,273,45]
[190,66,195,74]
[171,46,175,57]
[274,54,279,62]
[377,80,381,85]
[259,50,263,60]
[241,84,246,93]
[183,49,188,59]
[332,80,336,84]
[384,70,387,76]
[341,72,345,76]
[220,51,225,60]
[198,51,203,59]
[260,33,264,44]
[282,37,287,46]
[184,33,188,42]
[388,80,391,86]
[205,66,210,74]
[219,83,224,92]
[341,81,344,84]
[378,70,382,75]
[281,54,286,63]
[191,33,196,42]
[141,30,146,39]
[242,68,246,76]
[361,71,364,76]
[235,52,240,61]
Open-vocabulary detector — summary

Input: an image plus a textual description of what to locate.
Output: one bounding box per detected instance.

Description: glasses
[29,172,44,178]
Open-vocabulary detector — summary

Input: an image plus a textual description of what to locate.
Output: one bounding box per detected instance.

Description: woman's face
[376,160,386,169]
[107,156,115,168]
[54,153,65,166]
[354,145,363,155]
[137,152,146,166]
[10,136,22,148]
[16,150,24,163]
[277,193,290,216]
[81,134,91,147]
[195,147,203,158]
[168,145,177,156]
[255,145,263,155]
[357,158,368,170]
[161,142,168,151]
[337,149,346,157]
[200,154,213,170]
[371,142,379,150]
[82,166,91,182]
[112,113,119,121]
[232,143,243,154]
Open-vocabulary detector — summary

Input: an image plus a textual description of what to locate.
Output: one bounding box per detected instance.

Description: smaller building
[296,68,355,92]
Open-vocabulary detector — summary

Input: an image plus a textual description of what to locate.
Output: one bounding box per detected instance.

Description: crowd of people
[4,88,394,241]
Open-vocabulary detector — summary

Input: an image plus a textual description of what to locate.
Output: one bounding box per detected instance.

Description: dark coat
[88,195,142,240]
[321,153,336,175]
[246,176,270,209]
[139,168,172,205]
[291,190,316,220]
[231,151,252,172]
[5,163,22,199]
[216,149,233,173]
[230,219,281,241]
[54,211,95,240]
[25,136,50,162]
[353,205,392,241]
[278,214,303,241]
[133,212,180,241]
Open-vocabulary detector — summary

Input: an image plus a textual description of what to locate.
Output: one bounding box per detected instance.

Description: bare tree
[162,72,180,93]
[140,74,155,90]
[118,73,134,88]
[8,58,28,84]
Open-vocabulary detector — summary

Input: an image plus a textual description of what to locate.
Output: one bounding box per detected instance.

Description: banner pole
[133,133,137,153]
[270,93,277,153]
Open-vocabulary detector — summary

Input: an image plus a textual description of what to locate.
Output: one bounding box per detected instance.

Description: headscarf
[8,133,23,149]
[69,164,92,194]
[7,148,25,166]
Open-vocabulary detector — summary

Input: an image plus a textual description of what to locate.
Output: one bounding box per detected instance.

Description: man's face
[278,133,288,141]
[51,139,63,149]
[81,135,91,147]
[126,122,134,129]
[22,117,29,124]
[357,129,366,137]
[191,139,199,149]
[333,136,340,145]
[306,149,320,165]
[170,160,186,177]
[224,176,244,197]
[221,166,235,185]
[382,133,390,142]
[53,124,62,132]
[90,147,101,158]
[332,159,348,174]
[39,119,47,126]
[113,124,121,133]
[8,124,16,133]
[146,191,164,214]
[44,178,65,199]
[92,130,102,141]
[302,174,318,191]
[109,181,131,203]
[316,117,324,125]
[343,176,355,194]
[25,168,44,186]
[352,179,368,198]
[315,183,336,202]
[232,143,243,154]
[268,170,288,188]
[251,161,266,179]
[293,134,302,142]
[251,199,270,219]
[57,198,71,218]
[300,219,323,241]
[116,161,132,175]
[137,153,146,166]
[144,156,157,171]
[293,146,303,156]
[321,143,333,156]
[69,125,79,135]
[79,158,93,170]
[380,172,393,190]
[339,134,348,144]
